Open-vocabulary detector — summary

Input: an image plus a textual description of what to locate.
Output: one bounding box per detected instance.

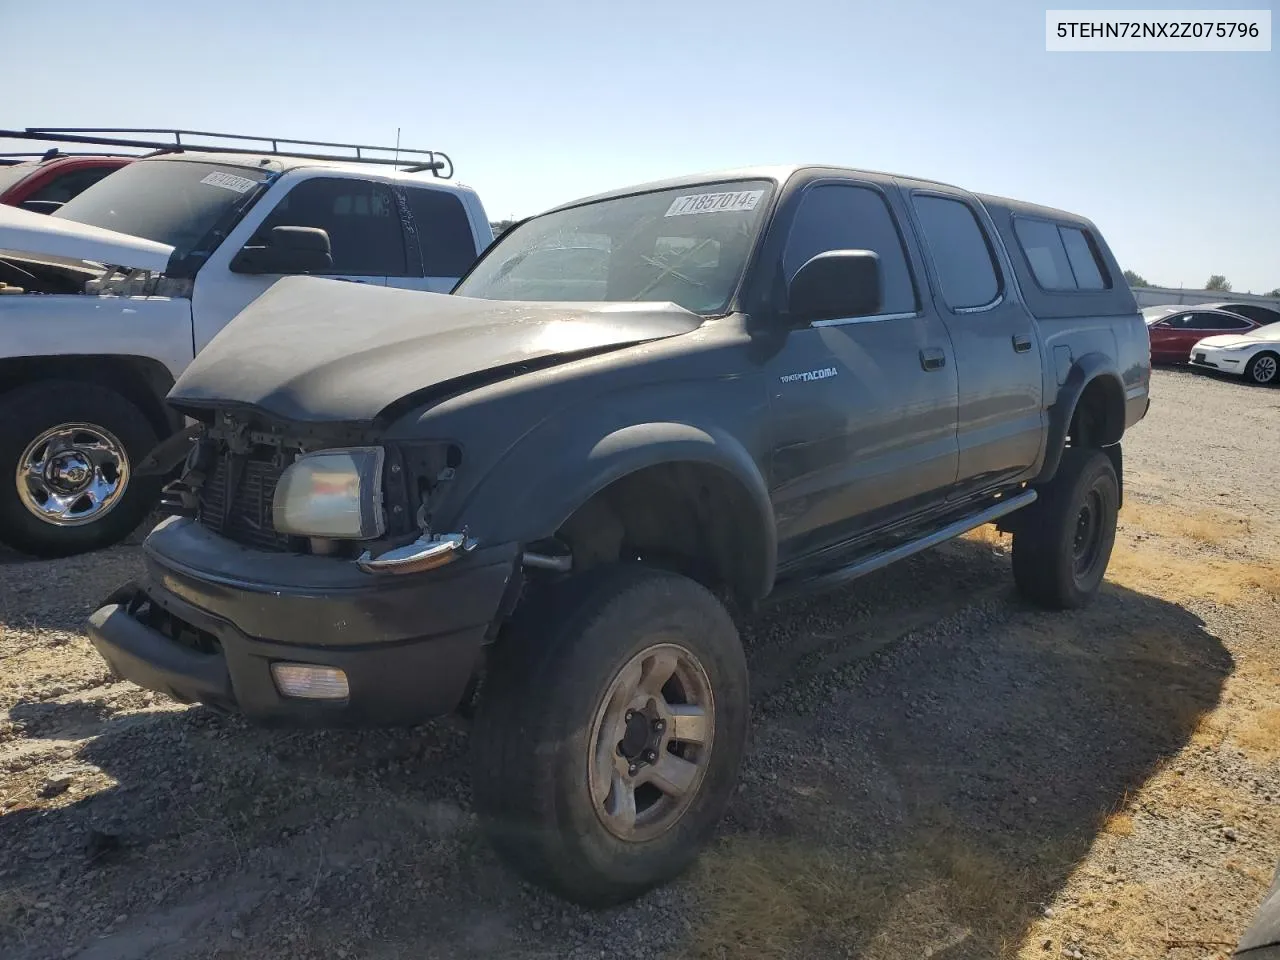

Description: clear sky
[5,0,1277,292]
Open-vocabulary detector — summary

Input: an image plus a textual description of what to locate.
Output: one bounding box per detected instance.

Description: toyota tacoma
[86,164,1151,905]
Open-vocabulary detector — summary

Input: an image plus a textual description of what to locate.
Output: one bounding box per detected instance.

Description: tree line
[1123,270,1279,298]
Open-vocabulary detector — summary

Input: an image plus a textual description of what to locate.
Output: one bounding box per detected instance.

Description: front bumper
[1189,350,1246,374]
[87,517,520,726]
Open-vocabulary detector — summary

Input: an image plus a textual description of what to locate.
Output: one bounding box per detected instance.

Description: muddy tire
[471,565,748,906]
[1012,447,1118,611]
[0,381,161,558]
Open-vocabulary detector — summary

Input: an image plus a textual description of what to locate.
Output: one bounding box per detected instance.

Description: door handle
[1012,334,1033,353]
[919,348,947,371]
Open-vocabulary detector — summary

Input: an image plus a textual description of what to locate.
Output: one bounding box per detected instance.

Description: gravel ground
[1,367,1278,960]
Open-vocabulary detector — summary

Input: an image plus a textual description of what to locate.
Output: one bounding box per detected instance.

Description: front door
[766,181,959,563]
[192,177,409,352]
[906,190,1044,494]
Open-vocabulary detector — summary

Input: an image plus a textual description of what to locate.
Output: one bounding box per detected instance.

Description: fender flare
[460,419,778,602]
[1036,351,1126,485]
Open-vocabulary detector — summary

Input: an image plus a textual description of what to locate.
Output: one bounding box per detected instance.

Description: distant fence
[1131,286,1280,310]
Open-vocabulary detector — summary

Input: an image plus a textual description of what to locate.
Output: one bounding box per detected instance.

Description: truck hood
[169,275,704,423]
[0,203,173,273]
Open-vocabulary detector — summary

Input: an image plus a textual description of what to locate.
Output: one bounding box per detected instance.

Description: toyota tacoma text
[85,165,1151,905]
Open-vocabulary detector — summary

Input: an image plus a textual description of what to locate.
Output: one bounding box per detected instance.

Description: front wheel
[471,565,749,906]
[0,381,162,558]
[1012,447,1119,610]
[1245,352,1279,386]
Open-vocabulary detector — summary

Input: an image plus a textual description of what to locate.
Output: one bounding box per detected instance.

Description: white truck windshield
[54,159,271,261]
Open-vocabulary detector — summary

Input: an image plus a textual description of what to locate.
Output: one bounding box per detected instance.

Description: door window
[404,187,477,277]
[911,195,1001,309]
[255,178,407,276]
[783,184,917,315]
[1193,312,1252,330]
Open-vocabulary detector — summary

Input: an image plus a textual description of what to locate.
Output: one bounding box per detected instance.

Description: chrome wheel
[16,423,130,527]
[587,642,715,842]
[1251,354,1278,384]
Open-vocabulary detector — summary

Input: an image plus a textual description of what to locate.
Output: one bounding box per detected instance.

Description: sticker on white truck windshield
[664,190,764,217]
[199,172,259,194]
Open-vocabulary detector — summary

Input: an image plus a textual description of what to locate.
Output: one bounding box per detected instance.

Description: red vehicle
[0,152,132,213]
[1144,306,1263,364]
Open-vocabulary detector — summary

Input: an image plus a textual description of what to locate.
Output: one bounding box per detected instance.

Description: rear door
[192,176,408,351]
[905,188,1043,494]
[392,185,481,293]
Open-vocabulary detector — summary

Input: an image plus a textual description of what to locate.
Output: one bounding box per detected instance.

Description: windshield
[1142,305,1183,324]
[456,180,775,314]
[53,159,271,261]
[1246,321,1280,339]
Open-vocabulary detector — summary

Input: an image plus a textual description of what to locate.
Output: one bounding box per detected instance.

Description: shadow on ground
[1,539,1231,960]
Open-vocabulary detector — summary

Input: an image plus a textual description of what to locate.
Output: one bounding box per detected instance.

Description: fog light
[270,663,349,700]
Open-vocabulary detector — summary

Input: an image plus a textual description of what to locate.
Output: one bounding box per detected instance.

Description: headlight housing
[273,447,386,539]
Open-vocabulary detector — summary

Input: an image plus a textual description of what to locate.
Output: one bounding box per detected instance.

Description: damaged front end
[85,403,522,725]
[156,408,472,570]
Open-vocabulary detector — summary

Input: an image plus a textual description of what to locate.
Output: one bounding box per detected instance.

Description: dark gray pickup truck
[86,165,1151,905]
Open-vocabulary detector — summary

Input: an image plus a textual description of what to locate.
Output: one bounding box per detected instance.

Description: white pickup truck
[0,130,493,557]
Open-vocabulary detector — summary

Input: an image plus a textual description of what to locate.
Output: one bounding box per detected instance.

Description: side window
[1164,314,1193,329]
[256,178,407,277]
[1014,218,1112,291]
[404,188,478,278]
[783,184,917,315]
[1014,219,1074,290]
[1059,226,1109,290]
[911,195,1000,309]
[1198,312,1251,330]
[27,166,119,205]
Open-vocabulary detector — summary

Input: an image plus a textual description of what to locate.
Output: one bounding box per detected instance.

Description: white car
[0,129,493,557]
[1189,322,1280,385]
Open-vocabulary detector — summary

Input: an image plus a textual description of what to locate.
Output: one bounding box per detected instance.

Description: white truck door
[385,185,486,294]
[192,176,411,352]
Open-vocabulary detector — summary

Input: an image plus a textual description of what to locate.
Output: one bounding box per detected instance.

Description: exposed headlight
[273,447,385,539]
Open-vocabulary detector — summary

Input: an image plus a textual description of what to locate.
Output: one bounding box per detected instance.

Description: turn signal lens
[270,663,349,700]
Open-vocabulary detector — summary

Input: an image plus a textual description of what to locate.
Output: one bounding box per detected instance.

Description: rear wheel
[1245,352,1279,386]
[0,381,162,558]
[1012,448,1118,610]
[471,565,748,906]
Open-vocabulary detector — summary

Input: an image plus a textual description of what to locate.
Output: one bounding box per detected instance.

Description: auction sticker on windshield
[199,172,260,194]
[664,190,764,217]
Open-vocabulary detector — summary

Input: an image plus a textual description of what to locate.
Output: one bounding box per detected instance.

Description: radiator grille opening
[196,449,294,552]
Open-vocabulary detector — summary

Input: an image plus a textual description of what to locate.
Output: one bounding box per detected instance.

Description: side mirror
[787,250,882,326]
[230,225,333,275]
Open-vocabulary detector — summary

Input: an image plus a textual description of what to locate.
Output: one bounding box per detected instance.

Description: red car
[1144,306,1264,364]
[0,152,132,213]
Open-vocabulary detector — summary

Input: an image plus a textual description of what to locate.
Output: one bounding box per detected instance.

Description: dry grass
[1120,501,1253,547]
[1234,707,1280,760]
[685,830,1079,960]
[961,523,1010,550]
[1105,539,1279,604]
[1099,811,1134,837]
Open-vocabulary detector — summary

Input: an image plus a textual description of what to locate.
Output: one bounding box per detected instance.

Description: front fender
[1037,351,1126,484]
[458,415,777,600]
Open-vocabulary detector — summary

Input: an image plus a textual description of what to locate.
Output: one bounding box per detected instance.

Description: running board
[769,489,1037,603]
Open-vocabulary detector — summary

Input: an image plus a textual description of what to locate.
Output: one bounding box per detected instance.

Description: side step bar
[769,489,1038,603]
